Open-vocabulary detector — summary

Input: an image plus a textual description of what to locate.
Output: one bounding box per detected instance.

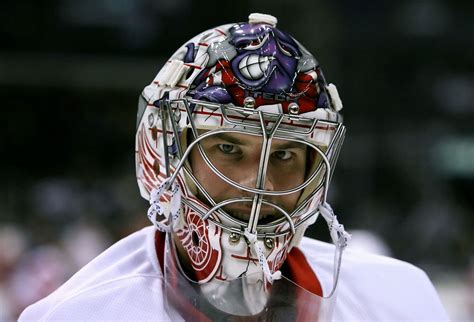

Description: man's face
[189,132,308,223]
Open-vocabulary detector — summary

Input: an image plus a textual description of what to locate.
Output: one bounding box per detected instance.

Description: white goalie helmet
[135,13,349,317]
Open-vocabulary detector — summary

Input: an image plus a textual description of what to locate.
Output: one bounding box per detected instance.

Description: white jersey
[19,226,449,321]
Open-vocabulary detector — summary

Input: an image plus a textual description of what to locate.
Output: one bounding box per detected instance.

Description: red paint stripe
[231,253,258,263]
[150,127,174,135]
[143,180,154,193]
[142,163,157,185]
[214,28,226,35]
[141,127,160,159]
[184,63,202,69]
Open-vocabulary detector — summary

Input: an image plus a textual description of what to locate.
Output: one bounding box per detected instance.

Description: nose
[261,36,277,56]
[236,161,276,192]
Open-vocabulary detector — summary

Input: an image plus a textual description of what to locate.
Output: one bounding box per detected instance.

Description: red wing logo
[176,208,222,283]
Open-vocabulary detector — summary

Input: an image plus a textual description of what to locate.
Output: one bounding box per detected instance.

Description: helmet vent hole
[185,67,194,80]
[192,231,200,247]
[148,113,155,127]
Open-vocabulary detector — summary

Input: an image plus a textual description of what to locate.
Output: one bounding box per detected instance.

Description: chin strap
[318,201,351,297]
[147,179,181,233]
[243,228,282,284]
[318,202,351,249]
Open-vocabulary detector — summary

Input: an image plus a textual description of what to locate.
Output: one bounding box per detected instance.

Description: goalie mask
[136,13,349,317]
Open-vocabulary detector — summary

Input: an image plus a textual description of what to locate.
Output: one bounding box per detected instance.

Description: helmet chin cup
[162,228,341,319]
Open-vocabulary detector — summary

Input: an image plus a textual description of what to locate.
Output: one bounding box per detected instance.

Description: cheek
[190,148,226,199]
[269,160,306,190]
[281,189,302,211]
[270,168,305,210]
[278,54,297,73]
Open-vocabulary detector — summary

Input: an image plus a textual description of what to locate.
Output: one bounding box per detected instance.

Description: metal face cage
[147,96,345,239]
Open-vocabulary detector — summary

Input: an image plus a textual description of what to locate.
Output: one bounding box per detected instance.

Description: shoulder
[298,236,450,320]
[19,226,170,321]
[299,236,433,284]
[300,236,427,280]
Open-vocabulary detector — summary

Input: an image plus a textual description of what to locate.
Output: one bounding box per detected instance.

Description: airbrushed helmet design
[136,13,348,315]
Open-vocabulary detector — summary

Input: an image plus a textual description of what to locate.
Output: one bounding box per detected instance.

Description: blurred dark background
[1,0,473,319]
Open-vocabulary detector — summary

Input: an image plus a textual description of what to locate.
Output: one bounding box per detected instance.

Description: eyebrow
[207,133,248,145]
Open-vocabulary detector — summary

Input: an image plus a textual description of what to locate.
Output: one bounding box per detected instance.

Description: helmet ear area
[297,145,327,206]
[135,92,176,200]
[179,126,199,196]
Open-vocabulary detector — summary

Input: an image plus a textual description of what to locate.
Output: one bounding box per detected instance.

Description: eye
[218,144,240,154]
[277,42,293,57]
[243,34,269,50]
[272,150,292,161]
